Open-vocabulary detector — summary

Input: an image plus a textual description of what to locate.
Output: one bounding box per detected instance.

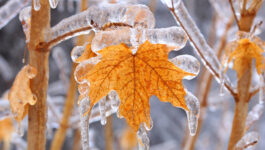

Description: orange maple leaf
[8,65,37,122]
[225,38,265,79]
[81,41,194,131]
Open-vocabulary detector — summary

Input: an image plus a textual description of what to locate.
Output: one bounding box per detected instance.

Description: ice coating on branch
[137,125,150,150]
[49,4,155,44]
[19,6,31,43]
[0,100,11,120]
[33,0,41,11]
[108,91,120,111]
[235,132,259,150]
[145,26,187,50]
[16,123,24,137]
[245,103,264,130]
[169,55,200,80]
[91,26,187,53]
[161,0,233,89]
[185,90,200,136]
[0,0,29,29]
[99,97,107,125]
[79,99,91,150]
[49,0,60,9]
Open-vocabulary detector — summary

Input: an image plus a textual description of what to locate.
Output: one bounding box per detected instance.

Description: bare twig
[228,0,240,29]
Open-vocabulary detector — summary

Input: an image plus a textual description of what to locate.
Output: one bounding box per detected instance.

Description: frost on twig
[245,103,264,131]
[47,4,155,47]
[161,0,236,95]
[0,0,29,29]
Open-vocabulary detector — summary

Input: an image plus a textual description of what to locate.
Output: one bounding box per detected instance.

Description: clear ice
[0,0,29,29]
[49,0,60,9]
[91,26,187,53]
[99,97,107,125]
[33,0,41,11]
[137,125,150,150]
[185,90,200,136]
[49,4,155,45]
[169,54,200,80]
[19,6,31,43]
[79,98,91,150]
[108,91,120,111]
[245,103,264,130]
[235,132,260,150]
[160,0,233,90]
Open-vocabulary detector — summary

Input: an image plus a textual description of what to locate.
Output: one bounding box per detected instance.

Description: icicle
[161,0,233,88]
[235,132,259,150]
[245,103,264,130]
[49,0,60,9]
[170,55,200,80]
[16,123,24,137]
[99,97,107,125]
[0,0,30,29]
[108,91,120,111]
[92,26,187,53]
[19,6,31,43]
[137,125,150,150]
[33,0,41,11]
[185,90,200,136]
[79,98,91,150]
[144,117,153,131]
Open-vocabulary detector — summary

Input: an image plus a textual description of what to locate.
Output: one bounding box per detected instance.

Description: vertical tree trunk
[27,0,50,150]
[105,116,113,150]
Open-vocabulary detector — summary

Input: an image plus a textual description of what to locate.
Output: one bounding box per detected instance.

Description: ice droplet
[16,123,24,137]
[108,91,120,111]
[235,132,259,150]
[49,0,60,9]
[144,117,153,131]
[137,125,150,150]
[245,103,264,130]
[185,90,200,136]
[79,98,91,150]
[99,97,107,125]
[33,0,41,11]
[170,55,200,80]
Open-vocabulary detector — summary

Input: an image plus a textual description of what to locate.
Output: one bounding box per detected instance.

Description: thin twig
[168,0,236,96]
[228,0,240,29]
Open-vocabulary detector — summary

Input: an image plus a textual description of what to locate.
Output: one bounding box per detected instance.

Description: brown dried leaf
[8,65,37,122]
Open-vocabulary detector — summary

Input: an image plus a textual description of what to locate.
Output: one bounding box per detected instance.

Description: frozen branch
[161,0,236,96]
